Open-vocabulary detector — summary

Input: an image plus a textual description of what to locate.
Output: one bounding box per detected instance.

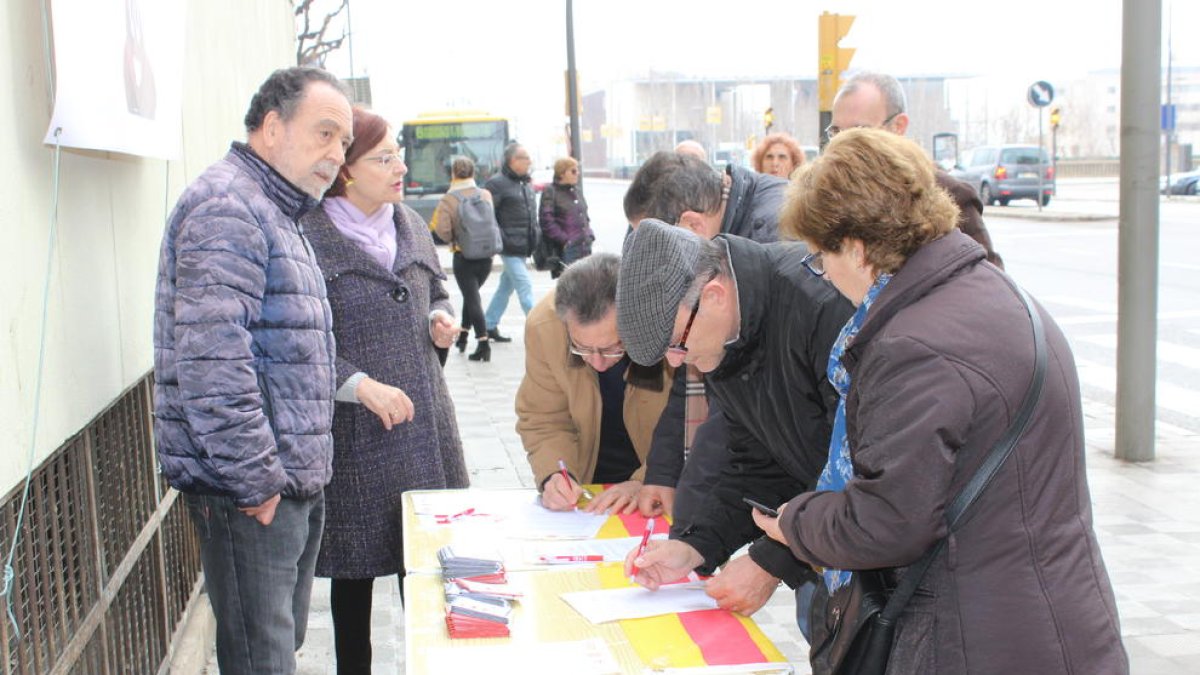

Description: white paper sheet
[424,638,620,674]
[411,491,607,538]
[559,585,719,624]
[522,534,669,565]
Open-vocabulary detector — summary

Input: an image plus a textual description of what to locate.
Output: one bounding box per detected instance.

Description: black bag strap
[878,278,1047,623]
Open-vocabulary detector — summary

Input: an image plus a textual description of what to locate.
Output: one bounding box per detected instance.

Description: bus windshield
[400,115,509,197]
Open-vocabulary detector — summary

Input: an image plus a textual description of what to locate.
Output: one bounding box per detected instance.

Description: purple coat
[302,203,469,578]
[153,143,336,507]
[780,231,1126,674]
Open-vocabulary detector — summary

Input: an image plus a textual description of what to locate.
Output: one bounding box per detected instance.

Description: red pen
[538,555,604,564]
[629,518,656,581]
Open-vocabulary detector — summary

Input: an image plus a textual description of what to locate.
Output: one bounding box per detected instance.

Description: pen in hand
[556,459,595,507]
[628,517,656,582]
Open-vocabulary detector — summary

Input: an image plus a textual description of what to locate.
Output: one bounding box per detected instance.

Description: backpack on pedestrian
[453,189,502,260]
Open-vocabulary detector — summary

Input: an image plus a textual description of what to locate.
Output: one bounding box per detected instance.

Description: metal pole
[566,0,583,187]
[1115,0,1161,462]
[1037,110,1044,212]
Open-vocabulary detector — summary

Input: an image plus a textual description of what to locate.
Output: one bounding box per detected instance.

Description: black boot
[487,328,512,343]
[456,330,469,353]
[468,339,491,362]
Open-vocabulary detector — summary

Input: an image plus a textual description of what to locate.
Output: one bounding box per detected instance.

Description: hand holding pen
[541,459,594,511]
[628,518,655,581]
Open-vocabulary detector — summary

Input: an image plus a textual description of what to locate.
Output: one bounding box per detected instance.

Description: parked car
[953,144,1056,206]
[1161,169,1200,195]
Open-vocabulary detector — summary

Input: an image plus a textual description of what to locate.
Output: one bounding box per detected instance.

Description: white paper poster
[44,0,185,159]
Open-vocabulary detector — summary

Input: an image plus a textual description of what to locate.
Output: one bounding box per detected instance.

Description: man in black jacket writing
[616,220,853,627]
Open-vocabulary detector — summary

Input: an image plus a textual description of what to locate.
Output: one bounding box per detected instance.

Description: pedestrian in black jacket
[615,220,854,627]
[482,142,538,342]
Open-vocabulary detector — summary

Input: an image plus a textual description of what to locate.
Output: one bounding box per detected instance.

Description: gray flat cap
[616,219,703,365]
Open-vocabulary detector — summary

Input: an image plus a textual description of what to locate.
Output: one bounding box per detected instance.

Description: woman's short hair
[451,156,476,180]
[553,156,579,182]
[750,133,805,174]
[780,128,959,274]
[327,107,389,198]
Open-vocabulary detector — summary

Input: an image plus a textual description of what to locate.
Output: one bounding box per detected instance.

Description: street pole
[1115,0,1161,462]
[1037,110,1044,212]
[566,0,583,188]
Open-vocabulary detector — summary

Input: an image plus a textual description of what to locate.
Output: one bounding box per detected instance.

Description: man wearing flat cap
[618,220,852,625]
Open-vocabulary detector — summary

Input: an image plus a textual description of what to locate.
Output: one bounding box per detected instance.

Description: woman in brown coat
[516,253,672,514]
[757,128,1127,674]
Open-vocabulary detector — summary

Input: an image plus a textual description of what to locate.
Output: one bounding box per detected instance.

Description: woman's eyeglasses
[800,251,825,277]
[362,152,404,168]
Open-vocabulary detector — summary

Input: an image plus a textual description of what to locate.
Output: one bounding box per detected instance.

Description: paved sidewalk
[238,258,1200,674]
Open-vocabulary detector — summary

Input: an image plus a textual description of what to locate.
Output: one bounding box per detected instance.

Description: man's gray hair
[840,71,907,119]
[622,151,723,224]
[243,67,348,133]
[503,142,525,169]
[681,238,730,307]
[554,253,621,325]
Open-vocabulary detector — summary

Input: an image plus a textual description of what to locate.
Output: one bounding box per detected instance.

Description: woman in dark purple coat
[301,107,469,675]
[538,156,593,278]
[761,128,1126,675]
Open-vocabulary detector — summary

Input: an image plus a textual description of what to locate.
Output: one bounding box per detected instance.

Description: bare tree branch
[294,0,348,67]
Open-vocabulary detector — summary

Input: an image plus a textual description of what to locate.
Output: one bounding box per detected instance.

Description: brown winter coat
[779,230,1127,674]
[516,293,672,489]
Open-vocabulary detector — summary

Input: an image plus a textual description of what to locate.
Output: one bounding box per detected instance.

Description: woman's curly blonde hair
[780,128,959,274]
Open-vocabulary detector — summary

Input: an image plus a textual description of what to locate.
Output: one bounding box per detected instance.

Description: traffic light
[818,12,856,111]
[1050,106,1062,130]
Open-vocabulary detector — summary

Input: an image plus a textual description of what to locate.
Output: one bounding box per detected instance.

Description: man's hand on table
[583,480,641,514]
[705,556,780,616]
[636,484,675,518]
[625,539,704,590]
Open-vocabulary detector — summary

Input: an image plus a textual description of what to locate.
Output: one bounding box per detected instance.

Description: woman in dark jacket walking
[432,156,495,361]
[301,108,470,675]
[539,156,593,278]
[759,128,1126,674]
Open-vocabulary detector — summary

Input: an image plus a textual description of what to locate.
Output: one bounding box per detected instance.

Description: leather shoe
[487,328,512,343]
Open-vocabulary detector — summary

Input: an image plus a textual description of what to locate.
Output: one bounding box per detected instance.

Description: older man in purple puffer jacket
[153,67,352,675]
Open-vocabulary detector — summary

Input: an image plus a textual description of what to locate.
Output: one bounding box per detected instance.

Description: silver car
[954,144,1055,207]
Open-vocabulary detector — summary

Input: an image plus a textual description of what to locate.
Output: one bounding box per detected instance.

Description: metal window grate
[0,374,201,674]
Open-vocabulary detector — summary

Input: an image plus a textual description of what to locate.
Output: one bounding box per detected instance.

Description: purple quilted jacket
[153,143,336,507]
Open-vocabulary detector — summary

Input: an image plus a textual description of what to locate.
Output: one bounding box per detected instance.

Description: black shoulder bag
[813,281,1048,675]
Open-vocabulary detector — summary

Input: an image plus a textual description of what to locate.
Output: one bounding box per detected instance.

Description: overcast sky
[320,0,1196,159]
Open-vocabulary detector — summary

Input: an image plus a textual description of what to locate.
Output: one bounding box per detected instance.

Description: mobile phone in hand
[742,497,779,517]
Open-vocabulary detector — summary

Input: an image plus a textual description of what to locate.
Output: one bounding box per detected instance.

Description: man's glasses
[362,152,404,168]
[666,295,702,359]
[800,251,825,277]
[823,111,901,142]
[569,343,626,360]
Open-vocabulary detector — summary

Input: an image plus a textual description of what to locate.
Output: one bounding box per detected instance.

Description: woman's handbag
[812,281,1048,675]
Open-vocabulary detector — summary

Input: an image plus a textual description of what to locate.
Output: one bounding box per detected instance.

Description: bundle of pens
[437,546,508,583]
[438,546,515,638]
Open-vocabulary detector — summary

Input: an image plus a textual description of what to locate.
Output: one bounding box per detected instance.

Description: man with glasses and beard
[153,67,352,674]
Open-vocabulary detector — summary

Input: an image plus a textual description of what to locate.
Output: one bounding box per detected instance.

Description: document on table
[523,534,669,565]
[410,490,608,538]
[560,584,719,624]
[423,637,620,674]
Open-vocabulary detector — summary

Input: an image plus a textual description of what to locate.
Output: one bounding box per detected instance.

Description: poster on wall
[43,0,185,159]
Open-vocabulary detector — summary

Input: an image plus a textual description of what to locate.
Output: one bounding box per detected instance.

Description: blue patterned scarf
[816,272,893,591]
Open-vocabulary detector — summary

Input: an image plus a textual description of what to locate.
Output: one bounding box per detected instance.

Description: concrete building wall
[0,0,296,492]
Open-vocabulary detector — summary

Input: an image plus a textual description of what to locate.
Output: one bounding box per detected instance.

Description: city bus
[399,110,510,226]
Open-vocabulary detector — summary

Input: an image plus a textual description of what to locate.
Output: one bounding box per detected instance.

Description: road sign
[1027,81,1054,108]
[1162,103,1177,131]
